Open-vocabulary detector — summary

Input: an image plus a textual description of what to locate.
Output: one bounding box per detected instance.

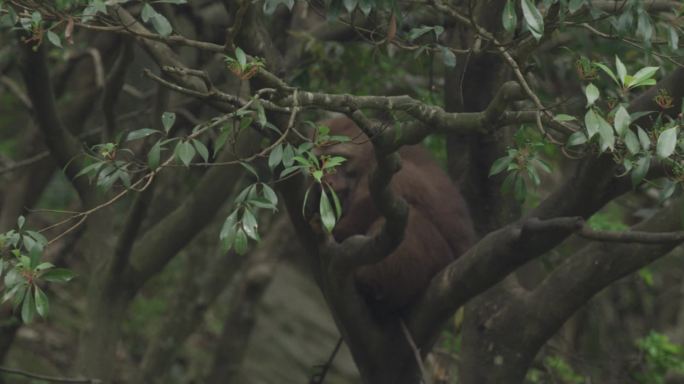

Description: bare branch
[0,366,101,384]
[577,226,684,243]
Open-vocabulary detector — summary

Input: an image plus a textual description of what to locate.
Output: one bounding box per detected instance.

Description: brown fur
[318,117,476,312]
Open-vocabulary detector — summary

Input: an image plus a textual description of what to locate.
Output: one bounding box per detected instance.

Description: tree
[1,0,684,383]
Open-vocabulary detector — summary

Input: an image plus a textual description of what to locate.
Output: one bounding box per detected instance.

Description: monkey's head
[314,118,375,221]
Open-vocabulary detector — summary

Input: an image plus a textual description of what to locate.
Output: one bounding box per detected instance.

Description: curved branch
[19,43,93,203]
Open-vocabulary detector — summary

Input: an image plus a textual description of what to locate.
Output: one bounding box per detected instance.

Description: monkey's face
[316,139,372,216]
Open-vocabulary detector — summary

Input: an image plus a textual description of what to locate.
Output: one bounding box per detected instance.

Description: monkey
[316,117,476,313]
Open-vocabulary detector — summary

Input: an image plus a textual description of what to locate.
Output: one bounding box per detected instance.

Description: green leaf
[263,0,295,15]
[268,144,283,170]
[26,230,48,250]
[41,268,75,283]
[19,255,31,270]
[631,66,659,88]
[432,26,445,40]
[527,166,540,186]
[440,46,456,68]
[631,156,650,187]
[343,0,358,13]
[613,106,631,136]
[235,185,254,204]
[242,209,259,241]
[34,286,48,318]
[46,30,62,48]
[126,128,159,141]
[240,161,259,178]
[319,190,336,233]
[502,0,517,33]
[637,127,651,151]
[358,0,372,16]
[215,129,230,154]
[4,269,24,289]
[585,83,599,107]
[668,25,679,51]
[235,47,247,69]
[533,158,552,174]
[255,101,267,126]
[302,185,313,218]
[2,284,21,304]
[148,142,161,170]
[234,228,248,255]
[220,211,238,251]
[161,112,176,133]
[175,141,196,166]
[597,114,615,151]
[514,174,527,202]
[521,0,544,40]
[12,285,26,311]
[624,130,640,155]
[280,165,302,178]
[282,144,295,167]
[567,131,587,146]
[326,184,342,220]
[35,262,54,271]
[192,139,209,162]
[489,156,512,176]
[75,161,103,179]
[249,198,275,210]
[594,62,619,86]
[408,26,433,41]
[21,287,34,323]
[615,56,627,86]
[150,13,172,36]
[636,11,653,42]
[261,184,278,207]
[17,216,25,229]
[322,156,346,170]
[584,109,600,139]
[656,127,678,158]
[141,3,155,22]
[568,0,584,13]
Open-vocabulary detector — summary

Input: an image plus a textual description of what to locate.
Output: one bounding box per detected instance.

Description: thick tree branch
[19,43,93,203]
[578,225,684,243]
[101,40,134,141]
[411,66,684,343]
[408,217,583,342]
[511,198,684,363]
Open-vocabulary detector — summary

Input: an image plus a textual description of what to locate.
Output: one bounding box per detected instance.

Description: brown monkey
[318,117,476,312]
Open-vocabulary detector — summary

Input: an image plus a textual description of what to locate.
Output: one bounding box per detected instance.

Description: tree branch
[19,43,93,203]
[0,366,101,384]
[409,216,583,343]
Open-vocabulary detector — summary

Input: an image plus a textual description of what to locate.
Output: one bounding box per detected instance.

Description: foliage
[2,0,684,382]
[0,217,74,324]
[633,331,684,384]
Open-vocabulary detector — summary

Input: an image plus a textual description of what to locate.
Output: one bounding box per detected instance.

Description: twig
[401,320,432,384]
[309,337,343,384]
[0,366,101,384]
[0,76,32,109]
